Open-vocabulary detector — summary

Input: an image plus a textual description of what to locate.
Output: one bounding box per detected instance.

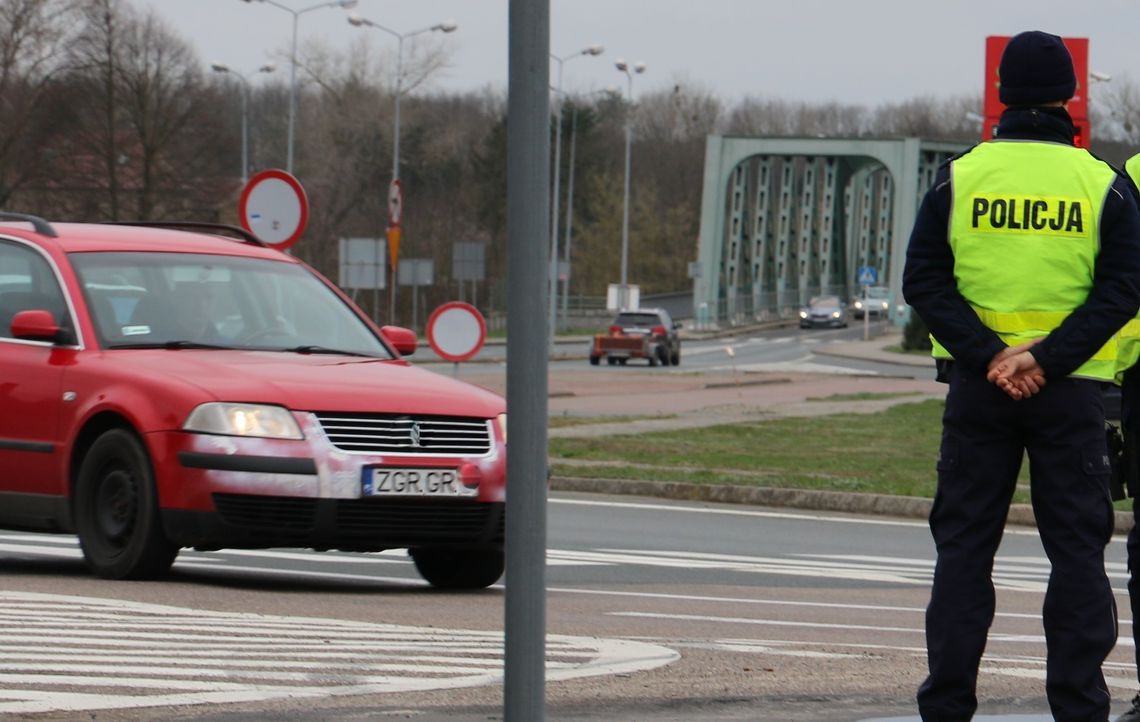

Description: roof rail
[0,212,58,237]
[108,221,267,247]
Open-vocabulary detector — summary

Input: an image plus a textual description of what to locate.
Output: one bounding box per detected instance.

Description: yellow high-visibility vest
[930,140,1118,382]
[1126,153,1140,189]
[1113,153,1140,382]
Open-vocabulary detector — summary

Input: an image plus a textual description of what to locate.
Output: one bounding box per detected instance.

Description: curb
[550,476,1135,535]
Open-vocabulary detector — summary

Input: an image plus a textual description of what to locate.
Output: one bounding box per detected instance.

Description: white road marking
[0,529,1119,593]
[548,497,1057,540]
[611,611,923,634]
[0,592,678,715]
[702,358,876,375]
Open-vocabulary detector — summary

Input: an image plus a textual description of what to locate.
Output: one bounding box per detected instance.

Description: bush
[903,312,933,352]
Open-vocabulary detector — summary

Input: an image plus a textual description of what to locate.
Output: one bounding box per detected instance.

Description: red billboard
[981,35,1089,147]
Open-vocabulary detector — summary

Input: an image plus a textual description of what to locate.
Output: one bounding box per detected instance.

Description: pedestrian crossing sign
[857,266,877,286]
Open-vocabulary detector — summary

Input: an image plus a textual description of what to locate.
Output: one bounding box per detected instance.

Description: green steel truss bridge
[692,137,967,329]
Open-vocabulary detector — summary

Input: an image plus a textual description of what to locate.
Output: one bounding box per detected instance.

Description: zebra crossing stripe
[0,592,677,715]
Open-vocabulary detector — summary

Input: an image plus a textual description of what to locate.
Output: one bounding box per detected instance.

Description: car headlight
[497,413,507,443]
[854,300,863,309]
[183,402,304,439]
[799,310,808,319]
[831,311,841,318]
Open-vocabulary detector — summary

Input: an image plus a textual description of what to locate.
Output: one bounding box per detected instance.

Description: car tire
[671,349,680,366]
[411,547,504,589]
[75,429,179,580]
[606,356,617,366]
[589,355,600,366]
[617,358,627,366]
[655,347,668,367]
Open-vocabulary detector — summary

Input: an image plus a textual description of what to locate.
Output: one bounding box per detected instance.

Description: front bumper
[162,496,505,551]
[147,411,507,549]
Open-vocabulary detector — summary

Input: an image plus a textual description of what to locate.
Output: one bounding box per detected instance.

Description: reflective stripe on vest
[1120,155,1140,382]
[930,140,1118,382]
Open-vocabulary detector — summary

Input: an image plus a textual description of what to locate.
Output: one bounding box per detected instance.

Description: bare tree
[1096,74,1140,146]
[0,0,78,206]
[114,6,207,218]
[64,0,213,220]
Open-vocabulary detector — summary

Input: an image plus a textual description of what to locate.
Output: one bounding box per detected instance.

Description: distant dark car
[852,286,890,320]
[590,308,681,367]
[799,295,847,329]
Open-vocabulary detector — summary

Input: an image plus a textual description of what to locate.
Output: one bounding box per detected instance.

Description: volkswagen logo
[409,422,422,448]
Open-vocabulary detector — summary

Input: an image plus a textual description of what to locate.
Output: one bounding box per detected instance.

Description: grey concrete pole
[240,81,249,184]
[504,0,549,718]
[559,104,578,330]
[287,11,298,174]
[620,116,632,302]
[547,61,564,352]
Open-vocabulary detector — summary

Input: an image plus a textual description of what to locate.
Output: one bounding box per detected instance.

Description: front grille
[212,494,317,531]
[334,499,503,541]
[313,413,492,455]
[211,493,504,544]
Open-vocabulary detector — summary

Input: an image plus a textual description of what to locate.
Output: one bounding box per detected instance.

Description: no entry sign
[239,169,309,250]
[426,302,486,363]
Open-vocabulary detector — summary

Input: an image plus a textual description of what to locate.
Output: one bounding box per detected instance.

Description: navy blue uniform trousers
[918,364,1117,722]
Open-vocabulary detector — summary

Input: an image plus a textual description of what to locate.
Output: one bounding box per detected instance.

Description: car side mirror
[381,325,417,356]
[10,309,66,344]
[673,321,681,330]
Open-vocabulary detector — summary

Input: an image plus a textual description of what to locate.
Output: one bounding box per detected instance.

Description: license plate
[362,467,475,497]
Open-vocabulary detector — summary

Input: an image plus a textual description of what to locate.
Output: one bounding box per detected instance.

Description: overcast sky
[138,0,1138,106]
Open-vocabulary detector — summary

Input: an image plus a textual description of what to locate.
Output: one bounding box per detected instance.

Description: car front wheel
[411,548,504,589]
[75,429,179,580]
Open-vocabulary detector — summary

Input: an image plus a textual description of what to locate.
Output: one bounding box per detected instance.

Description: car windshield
[70,251,394,358]
[614,313,663,328]
[809,296,841,308]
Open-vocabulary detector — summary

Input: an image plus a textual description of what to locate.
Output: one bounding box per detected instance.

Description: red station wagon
[0,214,507,588]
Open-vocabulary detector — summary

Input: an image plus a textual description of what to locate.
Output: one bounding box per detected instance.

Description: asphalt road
[420,320,916,378]
[1,328,1131,721]
[2,490,1138,721]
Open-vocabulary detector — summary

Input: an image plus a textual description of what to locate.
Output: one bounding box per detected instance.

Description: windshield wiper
[283,345,375,357]
[109,340,235,350]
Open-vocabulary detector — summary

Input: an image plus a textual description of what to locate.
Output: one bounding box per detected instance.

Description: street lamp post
[348,13,458,324]
[210,62,277,184]
[615,58,646,310]
[559,87,616,331]
[239,0,358,174]
[547,44,602,348]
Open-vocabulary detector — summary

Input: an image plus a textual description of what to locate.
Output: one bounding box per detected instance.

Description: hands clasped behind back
[986,338,1046,400]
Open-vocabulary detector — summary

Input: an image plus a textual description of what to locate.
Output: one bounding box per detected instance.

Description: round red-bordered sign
[388,178,403,226]
[426,302,486,363]
[238,169,309,250]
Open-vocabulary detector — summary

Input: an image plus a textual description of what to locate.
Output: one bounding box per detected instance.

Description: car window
[809,296,841,307]
[71,251,394,357]
[0,240,73,341]
[615,312,663,328]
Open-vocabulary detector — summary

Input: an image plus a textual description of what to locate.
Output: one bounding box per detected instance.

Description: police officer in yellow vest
[1115,153,1140,722]
[903,31,1140,722]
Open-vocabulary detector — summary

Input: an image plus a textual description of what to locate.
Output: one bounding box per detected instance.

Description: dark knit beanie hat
[998,31,1076,105]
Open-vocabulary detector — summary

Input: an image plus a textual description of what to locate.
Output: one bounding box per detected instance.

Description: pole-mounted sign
[387,179,404,268]
[238,169,309,250]
[426,301,486,366]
